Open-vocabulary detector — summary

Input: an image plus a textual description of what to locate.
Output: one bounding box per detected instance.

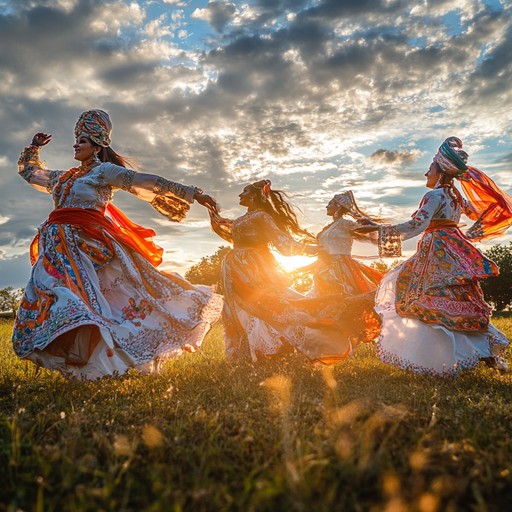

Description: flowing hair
[94,143,138,169]
[249,180,315,243]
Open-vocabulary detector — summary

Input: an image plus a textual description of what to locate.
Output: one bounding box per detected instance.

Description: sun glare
[272,251,316,273]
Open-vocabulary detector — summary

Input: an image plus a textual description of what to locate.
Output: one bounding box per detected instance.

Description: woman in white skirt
[359,137,511,376]
[13,109,222,379]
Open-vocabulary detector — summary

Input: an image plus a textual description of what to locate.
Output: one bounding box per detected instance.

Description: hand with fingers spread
[31,133,52,147]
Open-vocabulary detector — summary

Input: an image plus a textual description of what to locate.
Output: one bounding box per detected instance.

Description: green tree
[370,259,402,274]
[185,246,231,293]
[481,243,512,311]
[0,287,24,317]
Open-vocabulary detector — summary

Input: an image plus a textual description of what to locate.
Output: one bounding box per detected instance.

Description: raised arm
[18,133,63,194]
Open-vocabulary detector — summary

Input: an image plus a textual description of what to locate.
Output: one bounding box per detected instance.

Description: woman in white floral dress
[208,179,350,363]
[13,109,222,379]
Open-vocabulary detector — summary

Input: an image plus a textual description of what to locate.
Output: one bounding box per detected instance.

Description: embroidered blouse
[378,186,477,258]
[317,218,358,255]
[18,145,196,220]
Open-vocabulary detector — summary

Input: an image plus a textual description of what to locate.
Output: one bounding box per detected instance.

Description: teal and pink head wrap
[433,136,469,177]
[74,109,112,147]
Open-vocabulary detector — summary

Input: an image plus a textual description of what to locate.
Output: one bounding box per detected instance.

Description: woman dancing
[13,109,223,379]
[360,137,511,375]
[208,180,350,363]
[308,191,383,348]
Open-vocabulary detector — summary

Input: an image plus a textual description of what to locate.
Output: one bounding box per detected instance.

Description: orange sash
[424,219,458,233]
[30,205,163,267]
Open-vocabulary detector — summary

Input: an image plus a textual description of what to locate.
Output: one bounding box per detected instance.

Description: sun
[272,251,316,273]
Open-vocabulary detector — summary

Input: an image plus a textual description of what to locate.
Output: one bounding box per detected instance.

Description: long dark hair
[248,180,315,242]
[93,142,137,169]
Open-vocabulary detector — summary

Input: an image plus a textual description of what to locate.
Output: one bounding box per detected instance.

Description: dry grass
[1,316,512,511]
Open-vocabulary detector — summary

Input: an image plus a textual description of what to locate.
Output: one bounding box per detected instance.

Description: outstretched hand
[31,133,52,147]
[194,191,218,212]
[354,225,379,233]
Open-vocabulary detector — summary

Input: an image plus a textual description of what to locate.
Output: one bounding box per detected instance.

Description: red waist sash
[424,219,458,234]
[30,205,163,267]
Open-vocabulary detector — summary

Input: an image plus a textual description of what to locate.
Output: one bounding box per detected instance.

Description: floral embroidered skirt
[375,232,509,376]
[221,247,350,364]
[12,222,223,379]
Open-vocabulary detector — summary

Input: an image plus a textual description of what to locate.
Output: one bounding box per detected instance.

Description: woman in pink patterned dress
[208,180,350,363]
[13,109,223,379]
[360,137,511,375]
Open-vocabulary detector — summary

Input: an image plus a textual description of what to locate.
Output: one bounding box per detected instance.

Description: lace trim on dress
[150,195,190,222]
[120,169,136,192]
[378,225,402,258]
[153,176,188,200]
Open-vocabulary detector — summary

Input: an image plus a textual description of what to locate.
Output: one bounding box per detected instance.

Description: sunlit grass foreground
[1,317,512,511]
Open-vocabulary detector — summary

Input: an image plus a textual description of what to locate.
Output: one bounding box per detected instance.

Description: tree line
[2,242,512,316]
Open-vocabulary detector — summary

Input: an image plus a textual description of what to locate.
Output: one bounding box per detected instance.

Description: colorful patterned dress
[375,186,509,376]
[309,217,383,347]
[214,210,350,363]
[13,145,223,379]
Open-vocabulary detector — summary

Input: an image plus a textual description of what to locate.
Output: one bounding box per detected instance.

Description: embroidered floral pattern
[122,297,154,326]
[395,227,497,331]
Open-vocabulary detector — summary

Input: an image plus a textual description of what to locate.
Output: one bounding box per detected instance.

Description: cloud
[369,149,421,166]
[192,1,237,33]
[0,0,511,287]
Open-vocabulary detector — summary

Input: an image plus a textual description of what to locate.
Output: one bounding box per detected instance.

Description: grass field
[1,317,512,511]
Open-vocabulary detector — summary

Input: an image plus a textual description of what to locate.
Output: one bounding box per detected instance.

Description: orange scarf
[30,204,163,267]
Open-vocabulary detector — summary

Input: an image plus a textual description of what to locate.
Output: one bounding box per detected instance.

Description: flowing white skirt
[375,266,509,376]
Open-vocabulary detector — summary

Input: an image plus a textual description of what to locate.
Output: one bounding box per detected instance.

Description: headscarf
[433,136,468,176]
[332,190,367,220]
[433,137,512,241]
[74,109,112,147]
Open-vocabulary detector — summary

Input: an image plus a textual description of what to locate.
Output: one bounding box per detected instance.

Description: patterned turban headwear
[74,109,112,147]
[433,136,469,177]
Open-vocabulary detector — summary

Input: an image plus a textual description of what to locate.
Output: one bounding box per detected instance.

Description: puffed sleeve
[258,212,310,256]
[18,145,63,194]
[102,163,198,222]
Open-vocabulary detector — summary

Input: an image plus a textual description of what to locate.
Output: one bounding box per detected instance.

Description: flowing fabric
[375,186,509,376]
[308,217,383,347]
[212,209,350,364]
[462,166,512,241]
[30,206,164,267]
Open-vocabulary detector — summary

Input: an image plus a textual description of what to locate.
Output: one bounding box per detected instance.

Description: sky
[0,0,511,287]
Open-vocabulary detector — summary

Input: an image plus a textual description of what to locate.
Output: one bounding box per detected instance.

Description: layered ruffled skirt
[12,218,223,379]
[375,227,509,375]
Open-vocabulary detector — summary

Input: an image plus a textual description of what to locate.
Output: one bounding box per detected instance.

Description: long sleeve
[18,145,62,194]
[394,191,442,241]
[102,163,198,222]
[378,190,442,258]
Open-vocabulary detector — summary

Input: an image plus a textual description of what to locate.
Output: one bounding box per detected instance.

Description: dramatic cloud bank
[1,0,511,286]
